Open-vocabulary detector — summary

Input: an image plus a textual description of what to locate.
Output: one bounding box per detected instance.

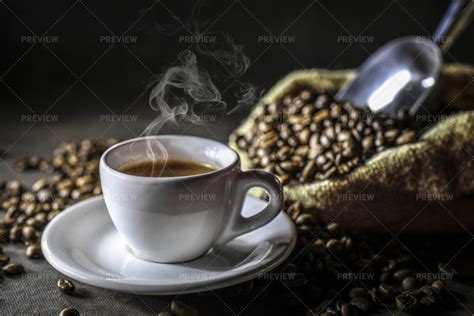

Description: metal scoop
[336,0,474,116]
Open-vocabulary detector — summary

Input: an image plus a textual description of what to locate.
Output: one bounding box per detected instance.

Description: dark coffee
[119,159,216,177]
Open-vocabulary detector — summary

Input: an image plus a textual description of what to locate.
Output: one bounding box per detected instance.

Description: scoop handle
[433,0,474,52]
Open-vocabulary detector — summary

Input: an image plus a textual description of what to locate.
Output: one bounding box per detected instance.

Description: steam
[140,30,258,175]
[144,49,226,133]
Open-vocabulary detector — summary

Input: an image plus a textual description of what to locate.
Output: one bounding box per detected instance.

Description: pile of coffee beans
[231,88,417,184]
[0,139,118,260]
[211,201,453,315]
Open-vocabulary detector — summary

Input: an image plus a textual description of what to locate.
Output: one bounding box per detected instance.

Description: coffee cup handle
[215,170,283,245]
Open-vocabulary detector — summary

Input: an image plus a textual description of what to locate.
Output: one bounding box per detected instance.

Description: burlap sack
[229,64,474,234]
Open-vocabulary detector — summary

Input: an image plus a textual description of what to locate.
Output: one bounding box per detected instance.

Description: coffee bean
[341,303,356,316]
[75,175,93,187]
[32,178,48,192]
[170,300,198,316]
[0,254,10,266]
[396,292,420,313]
[396,130,416,145]
[337,130,352,142]
[57,278,75,295]
[9,226,22,243]
[326,222,342,236]
[379,271,391,284]
[312,239,326,254]
[25,243,43,259]
[21,225,37,241]
[393,269,413,281]
[325,239,342,252]
[280,161,297,172]
[432,280,445,292]
[378,283,396,300]
[14,158,28,171]
[348,287,367,298]
[419,285,436,297]
[350,297,372,312]
[402,276,416,290]
[420,294,437,307]
[300,160,316,182]
[2,262,24,275]
[295,213,317,225]
[384,128,399,142]
[59,307,80,316]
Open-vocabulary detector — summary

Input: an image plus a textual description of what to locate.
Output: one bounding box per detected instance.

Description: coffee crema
[119,159,216,177]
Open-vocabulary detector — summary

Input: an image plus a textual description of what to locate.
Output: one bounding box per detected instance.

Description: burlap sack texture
[229,64,474,234]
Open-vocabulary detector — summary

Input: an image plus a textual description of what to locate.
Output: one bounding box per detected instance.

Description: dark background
[1,0,474,315]
[1,0,473,153]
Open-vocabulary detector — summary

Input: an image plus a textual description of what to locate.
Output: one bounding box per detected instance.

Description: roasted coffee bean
[0,229,8,243]
[396,130,416,144]
[170,300,198,316]
[379,271,391,284]
[378,283,396,300]
[2,262,24,275]
[432,280,446,292]
[21,225,37,241]
[295,213,317,225]
[419,285,436,297]
[350,297,372,312]
[14,158,28,171]
[341,303,356,316]
[25,243,43,259]
[402,276,416,290]
[312,239,326,254]
[393,269,413,281]
[9,226,22,243]
[420,294,437,307]
[326,239,342,252]
[48,210,61,221]
[348,287,367,298]
[32,178,48,192]
[75,175,93,187]
[59,307,80,316]
[0,254,10,266]
[57,278,75,295]
[326,222,342,236]
[300,160,317,182]
[396,292,420,313]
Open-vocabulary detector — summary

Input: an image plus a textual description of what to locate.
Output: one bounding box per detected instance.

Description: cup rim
[100,135,240,181]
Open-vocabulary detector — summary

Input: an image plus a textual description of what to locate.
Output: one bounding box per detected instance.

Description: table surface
[0,105,474,316]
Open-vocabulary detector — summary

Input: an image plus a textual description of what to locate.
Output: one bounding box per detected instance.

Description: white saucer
[42,195,296,295]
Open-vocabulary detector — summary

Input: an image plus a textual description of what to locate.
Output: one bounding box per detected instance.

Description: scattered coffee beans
[57,278,76,295]
[0,136,455,315]
[0,138,118,261]
[216,201,453,315]
[231,88,417,184]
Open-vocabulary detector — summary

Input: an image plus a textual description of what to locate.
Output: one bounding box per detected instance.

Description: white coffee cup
[99,135,283,263]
